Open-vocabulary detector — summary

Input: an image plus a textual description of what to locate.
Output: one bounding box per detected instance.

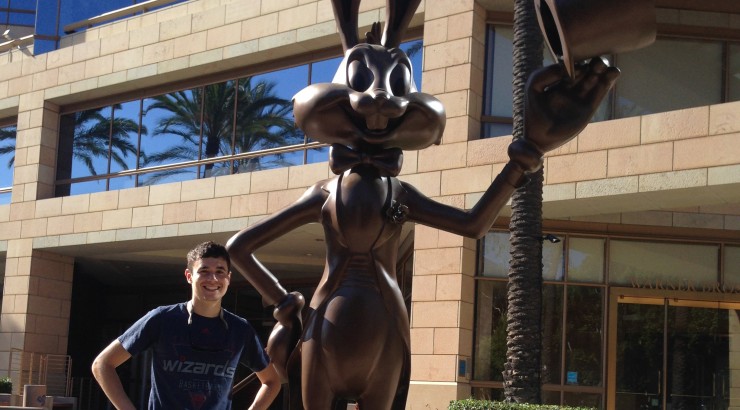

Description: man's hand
[524,57,620,154]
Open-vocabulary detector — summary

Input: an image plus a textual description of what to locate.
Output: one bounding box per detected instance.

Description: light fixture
[2,29,11,41]
[542,234,561,243]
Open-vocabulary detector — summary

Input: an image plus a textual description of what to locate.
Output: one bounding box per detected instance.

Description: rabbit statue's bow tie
[329,144,403,177]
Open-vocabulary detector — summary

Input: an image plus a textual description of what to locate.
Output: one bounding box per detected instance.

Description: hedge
[449,399,596,410]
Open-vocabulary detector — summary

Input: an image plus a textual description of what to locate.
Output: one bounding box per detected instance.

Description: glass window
[141,88,202,169]
[615,38,723,117]
[481,231,509,278]
[609,240,720,287]
[110,101,141,174]
[564,286,603,387]
[137,167,198,187]
[543,239,564,281]
[400,39,423,91]
[568,237,604,283]
[233,76,301,172]
[473,280,507,381]
[480,24,608,138]
[730,44,740,103]
[0,124,15,205]
[483,25,514,120]
[541,283,563,385]
[71,107,115,178]
[563,392,602,408]
[311,57,343,84]
[725,246,740,286]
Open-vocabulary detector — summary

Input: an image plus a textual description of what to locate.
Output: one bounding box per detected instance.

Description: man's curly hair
[187,241,230,271]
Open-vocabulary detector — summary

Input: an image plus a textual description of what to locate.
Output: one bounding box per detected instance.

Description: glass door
[609,293,738,410]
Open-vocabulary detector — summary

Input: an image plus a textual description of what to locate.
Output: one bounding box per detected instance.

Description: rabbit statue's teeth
[366,113,388,130]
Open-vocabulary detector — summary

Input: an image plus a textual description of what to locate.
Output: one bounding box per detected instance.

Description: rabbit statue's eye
[389,64,411,97]
[348,59,374,92]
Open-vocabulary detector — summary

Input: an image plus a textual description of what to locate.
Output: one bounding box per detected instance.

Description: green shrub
[0,377,11,394]
[449,399,595,410]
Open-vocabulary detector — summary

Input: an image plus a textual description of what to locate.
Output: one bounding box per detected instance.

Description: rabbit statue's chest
[332,172,389,248]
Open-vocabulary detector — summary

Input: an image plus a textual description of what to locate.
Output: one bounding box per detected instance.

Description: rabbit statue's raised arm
[227,0,618,408]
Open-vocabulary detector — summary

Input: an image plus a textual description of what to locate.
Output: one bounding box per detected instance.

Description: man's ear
[185,269,193,283]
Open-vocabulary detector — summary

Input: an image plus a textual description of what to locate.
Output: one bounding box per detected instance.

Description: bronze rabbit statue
[226,0,619,408]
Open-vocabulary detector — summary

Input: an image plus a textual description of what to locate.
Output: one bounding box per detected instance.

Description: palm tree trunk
[503,0,544,403]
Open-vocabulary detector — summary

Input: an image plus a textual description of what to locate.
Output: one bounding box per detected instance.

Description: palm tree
[141,77,298,183]
[503,0,544,403]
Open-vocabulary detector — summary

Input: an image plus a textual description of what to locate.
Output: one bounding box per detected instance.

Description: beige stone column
[421,0,486,146]
[12,93,59,203]
[407,226,477,409]
[0,240,73,373]
[406,1,487,408]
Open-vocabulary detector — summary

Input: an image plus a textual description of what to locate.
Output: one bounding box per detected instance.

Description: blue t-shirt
[119,302,269,410]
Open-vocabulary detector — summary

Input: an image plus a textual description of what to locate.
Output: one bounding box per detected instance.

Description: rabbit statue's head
[293,0,446,156]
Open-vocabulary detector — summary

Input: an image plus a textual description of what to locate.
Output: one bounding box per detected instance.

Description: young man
[92,241,280,410]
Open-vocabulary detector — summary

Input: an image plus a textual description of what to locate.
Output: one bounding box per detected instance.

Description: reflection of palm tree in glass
[4,109,139,176]
[233,78,300,173]
[73,107,139,176]
[141,78,298,183]
[0,125,16,169]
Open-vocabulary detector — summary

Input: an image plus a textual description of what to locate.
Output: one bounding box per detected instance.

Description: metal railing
[40,354,72,397]
[63,0,184,34]
[0,34,34,54]
[7,349,73,397]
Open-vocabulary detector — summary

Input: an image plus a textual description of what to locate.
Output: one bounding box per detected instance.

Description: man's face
[185,257,231,303]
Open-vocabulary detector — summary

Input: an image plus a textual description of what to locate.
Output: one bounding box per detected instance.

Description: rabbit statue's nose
[350,89,408,130]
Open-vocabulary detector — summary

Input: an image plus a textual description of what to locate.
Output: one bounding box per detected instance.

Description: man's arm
[249,363,281,410]
[91,340,136,410]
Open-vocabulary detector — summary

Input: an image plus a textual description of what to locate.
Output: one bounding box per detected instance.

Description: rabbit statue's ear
[381,0,421,48]
[331,0,360,51]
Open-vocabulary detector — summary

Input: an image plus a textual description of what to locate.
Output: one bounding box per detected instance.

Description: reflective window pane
[616,303,664,409]
[110,101,141,174]
[483,25,514,119]
[400,39,423,90]
[473,280,507,381]
[541,284,563,384]
[201,81,237,162]
[141,88,202,170]
[568,237,604,283]
[137,166,198,187]
[543,238,564,281]
[108,175,136,191]
[481,231,509,278]
[311,57,343,84]
[306,146,329,164]
[726,246,740,286]
[69,180,107,196]
[0,124,16,190]
[482,122,513,139]
[615,38,723,117]
[565,286,603,387]
[563,392,602,408]
[471,387,505,402]
[253,65,308,101]
[233,77,300,156]
[730,44,740,102]
[64,107,114,179]
[202,161,232,178]
[609,240,719,287]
